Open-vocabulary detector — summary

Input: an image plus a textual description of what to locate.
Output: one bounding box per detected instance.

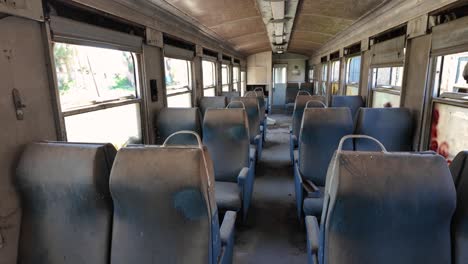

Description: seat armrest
[293,149,299,164]
[249,147,256,163]
[220,211,237,245]
[305,216,320,264]
[237,167,250,188]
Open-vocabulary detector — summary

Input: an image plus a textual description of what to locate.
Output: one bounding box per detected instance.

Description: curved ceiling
[151,0,387,56]
[162,0,271,55]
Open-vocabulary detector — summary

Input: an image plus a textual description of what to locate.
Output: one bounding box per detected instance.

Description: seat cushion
[215,181,241,211]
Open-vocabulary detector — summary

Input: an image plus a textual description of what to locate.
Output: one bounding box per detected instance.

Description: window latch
[12,88,26,120]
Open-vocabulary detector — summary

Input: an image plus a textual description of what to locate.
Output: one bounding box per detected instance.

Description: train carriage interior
[2,0,468,263]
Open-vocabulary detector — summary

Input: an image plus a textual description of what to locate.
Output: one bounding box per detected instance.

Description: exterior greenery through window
[164,57,193,107]
[202,60,216,96]
[346,56,361,95]
[53,42,142,148]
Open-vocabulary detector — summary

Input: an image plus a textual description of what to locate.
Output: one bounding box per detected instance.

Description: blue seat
[156,107,202,145]
[221,92,240,103]
[285,83,300,110]
[203,109,255,222]
[300,82,314,95]
[306,136,455,264]
[16,142,116,264]
[246,91,267,142]
[231,96,263,161]
[199,96,228,119]
[289,95,326,163]
[450,151,468,264]
[294,108,353,220]
[109,132,236,264]
[330,95,364,122]
[354,108,413,151]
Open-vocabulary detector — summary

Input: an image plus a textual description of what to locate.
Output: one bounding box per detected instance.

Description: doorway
[272,64,288,106]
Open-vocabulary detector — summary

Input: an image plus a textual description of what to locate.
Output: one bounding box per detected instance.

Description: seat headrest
[331,95,364,120]
[232,97,260,142]
[354,107,413,151]
[321,151,455,264]
[156,108,202,145]
[110,144,218,263]
[16,142,116,264]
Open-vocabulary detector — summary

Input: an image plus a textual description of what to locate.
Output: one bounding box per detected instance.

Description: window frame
[320,62,329,96]
[345,54,362,95]
[330,59,341,95]
[221,63,231,92]
[163,56,194,108]
[202,58,217,96]
[49,39,146,144]
[233,65,240,92]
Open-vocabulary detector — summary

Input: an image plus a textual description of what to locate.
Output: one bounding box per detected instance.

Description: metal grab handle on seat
[337,135,388,153]
[162,131,203,148]
[226,101,246,109]
[305,100,327,108]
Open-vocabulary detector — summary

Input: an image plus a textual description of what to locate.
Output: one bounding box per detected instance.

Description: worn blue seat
[231,96,263,161]
[289,95,327,163]
[110,132,236,264]
[156,107,202,145]
[246,91,267,142]
[16,142,116,264]
[199,96,228,119]
[221,92,240,103]
[203,108,255,222]
[354,108,413,151]
[300,82,314,95]
[285,83,300,110]
[294,108,353,219]
[330,95,364,122]
[450,151,468,264]
[306,136,455,264]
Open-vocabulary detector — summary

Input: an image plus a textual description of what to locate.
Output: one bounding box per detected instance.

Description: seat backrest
[299,108,353,186]
[110,141,220,264]
[292,95,313,138]
[16,142,116,264]
[221,92,241,102]
[354,108,413,151]
[320,150,455,264]
[286,83,300,104]
[203,109,250,182]
[450,151,468,264]
[232,97,261,143]
[199,96,228,119]
[300,82,314,95]
[156,108,202,145]
[246,91,266,122]
[331,95,364,121]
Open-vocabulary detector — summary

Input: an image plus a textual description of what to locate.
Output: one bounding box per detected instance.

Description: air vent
[370,24,407,46]
[320,56,328,63]
[222,55,232,61]
[203,48,218,58]
[330,51,340,60]
[234,58,240,64]
[429,2,468,28]
[163,35,195,51]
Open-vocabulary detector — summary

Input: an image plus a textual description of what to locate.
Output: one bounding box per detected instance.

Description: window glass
[241,71,246,96]
[53,42,142,149]
[233,66,240,91]
[331,60,340,94]
[346,56,361,96]
[309,69,314,83]
[434,51,468,95]
[372,66,404,88]
[321,63,328,95]
[54,43,138,110]
[222,64,230,92]
[202,60,216,96]
[165,57,192,107]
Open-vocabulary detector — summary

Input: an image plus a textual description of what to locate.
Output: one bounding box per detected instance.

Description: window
[202,60,216,96]
[164,57,193,108]
[53,42,142,149]
[433,51,468,96]
[308,68,314,83]
[320,63,328,95]
[370,66,404,108]
[233,66,240,92]
[222,64,230,92]
[241,71,246,96]
[330,60,340,95]
[346,56,361,95]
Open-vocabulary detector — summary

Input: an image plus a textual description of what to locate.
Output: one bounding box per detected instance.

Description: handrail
[337,135,388,153]
[162,131,203,148]
[305,100,327,108]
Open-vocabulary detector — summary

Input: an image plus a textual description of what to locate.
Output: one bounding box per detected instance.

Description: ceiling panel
[160,0,270,55]
[289,0,386,55]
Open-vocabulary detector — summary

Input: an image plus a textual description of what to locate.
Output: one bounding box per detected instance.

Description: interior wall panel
[0,16,57,264]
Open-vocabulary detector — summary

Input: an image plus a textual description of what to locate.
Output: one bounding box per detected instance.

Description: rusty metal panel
[0,0,43,21]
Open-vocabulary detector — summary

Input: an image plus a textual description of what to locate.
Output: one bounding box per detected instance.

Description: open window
[202,60,216,96]
[233,66,240,92]
[222,64,231,92]
[330,60,340,95]
[50,16,144,149]
[241,71,246,96]
[308,68,314,83]
[320,63,328,95]
[164,57,193,108]
[345,55,361,95]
